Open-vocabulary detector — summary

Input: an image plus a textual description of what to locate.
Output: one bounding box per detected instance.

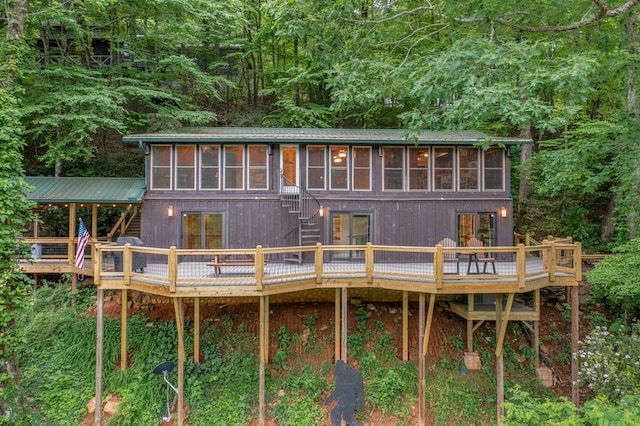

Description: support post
[496,294,504,424]
[571,284,579,405]
[94,288,104,426]
[194,297,200,363]
[334,288,341,362]
[259,295,269,426]
[418,293,425,426]
[120,289,128,371]
[341,287,348,361]
[402,291,409,360]
[173,298,185,425]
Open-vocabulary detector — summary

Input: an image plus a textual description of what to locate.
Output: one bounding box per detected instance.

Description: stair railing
[279,170,321,253]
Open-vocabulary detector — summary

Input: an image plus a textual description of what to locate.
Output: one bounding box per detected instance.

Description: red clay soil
[87,288,584,425]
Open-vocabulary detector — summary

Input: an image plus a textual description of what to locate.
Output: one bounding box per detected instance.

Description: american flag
[74,218,91,270]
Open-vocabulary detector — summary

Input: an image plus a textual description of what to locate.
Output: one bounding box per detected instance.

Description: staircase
[280,172,321,263]
[106,206,141,241]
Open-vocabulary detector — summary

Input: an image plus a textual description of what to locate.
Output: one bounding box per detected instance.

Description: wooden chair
[467,237,496,274]
[438,238,459,274]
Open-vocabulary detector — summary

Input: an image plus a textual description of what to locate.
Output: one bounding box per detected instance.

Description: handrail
[91,242,582,296]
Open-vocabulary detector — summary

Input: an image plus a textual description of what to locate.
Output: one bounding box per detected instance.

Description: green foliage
[362,357,417,419]
[270,394,326,426]
[587,238,640,316]
[503,386,580,425]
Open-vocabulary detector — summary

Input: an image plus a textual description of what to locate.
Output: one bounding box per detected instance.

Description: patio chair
[467,237,496,274]
[438,238,459,274]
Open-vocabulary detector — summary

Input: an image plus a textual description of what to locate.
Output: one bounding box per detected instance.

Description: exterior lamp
[319,207,325,218]
[168,205,174,217]
[499,207,508,218]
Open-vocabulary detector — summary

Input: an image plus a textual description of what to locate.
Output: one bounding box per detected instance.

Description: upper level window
[409,147,430,190]
[434,147,454,190]
[224,145,244,190]
[200,145,220,189]
[458,147,479,190]
[383,147,404,191]
[248,145,268,190]
[484,148,504,190]
[307,146,326,190]
[352,147,371,191]
[151,145,171,189]
[330,146,348,190]
[176,145,196,190]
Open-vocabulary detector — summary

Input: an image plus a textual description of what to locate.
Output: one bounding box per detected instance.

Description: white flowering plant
[577,322,640,401]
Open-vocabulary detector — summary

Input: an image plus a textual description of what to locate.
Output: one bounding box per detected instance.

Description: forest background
[2,0,640,424]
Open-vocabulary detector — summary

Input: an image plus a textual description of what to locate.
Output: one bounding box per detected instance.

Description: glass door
[280,145,299,193]
[182,212,224,249]
[457,212,496,247]
[331,212,371,261]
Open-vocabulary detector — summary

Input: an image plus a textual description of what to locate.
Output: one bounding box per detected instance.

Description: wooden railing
[92,242,582,297]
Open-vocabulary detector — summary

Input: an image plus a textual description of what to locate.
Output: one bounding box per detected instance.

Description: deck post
[123,244,132,286]
[422,293,436,357]
[315,243,323,284]
[534,289,540,369]
[94,288,104,426]
[496,294,504,424]
[402,291,408,360]
[255,245,264,290]
[517,244,526,289]
[418,293,425,426]
[467,294,475,352]
[571,284,579,405]
[194,297,200,363]
[120,289,128,371]
[259,295,269,426]
[434,244,444,289]
[334,288,341,362]
[68,203,76,266]
[365,242,374,284]
[168,246,177,293]
[341,287,348,361]
[173,298,185,425]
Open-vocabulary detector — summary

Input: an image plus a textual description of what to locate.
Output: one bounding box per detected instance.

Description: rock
[536,367,553,387]
[103,394,121,416]
[86,397,96,414]
[464,352,482,371]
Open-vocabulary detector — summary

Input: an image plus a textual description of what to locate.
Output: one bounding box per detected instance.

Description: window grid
[224,145,244,190]
[200,145,220,190]
[248,145,268,190]
[408,147,430,191]
[458,147,479,191]
[151,145,172,190]
[383,147,404,191]
[483,148,504,190]
[352,147,371,191]
[307,146,326,190]
[330,146,349,190]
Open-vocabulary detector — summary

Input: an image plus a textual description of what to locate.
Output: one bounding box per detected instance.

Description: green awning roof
[123,127,532,145]
[25,177,146,204]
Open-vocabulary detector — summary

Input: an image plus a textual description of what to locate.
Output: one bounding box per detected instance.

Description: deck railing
[92,241,582,296]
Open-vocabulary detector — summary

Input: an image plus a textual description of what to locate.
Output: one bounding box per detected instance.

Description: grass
[4,283,566,425]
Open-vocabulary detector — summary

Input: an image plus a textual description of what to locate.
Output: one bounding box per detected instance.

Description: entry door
[182,212,224,249]
[457,212,496,247]
[331,213,371,261]
[280,145,299,193]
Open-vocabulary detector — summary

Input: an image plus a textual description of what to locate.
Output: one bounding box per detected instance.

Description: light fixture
[168,205,174,217]
[500,206,508,218]
[319,207,325,218]
[338,151,347,158]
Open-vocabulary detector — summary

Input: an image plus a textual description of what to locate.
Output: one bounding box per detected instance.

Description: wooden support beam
[94,288,104,426]
[496,294,504,424]
[334,289,341,363]
[467,294,474,352]
[120,289,128,371]
[418,293,425,426]
[173,298,185,425]
[495,293,514,357]
[571,285,579,405]
[402,291,408,361]
[422,293,436,357]
[341,287,347,361]
[534,289,540,369]
[193,297,200,363]
[259,295,269,426]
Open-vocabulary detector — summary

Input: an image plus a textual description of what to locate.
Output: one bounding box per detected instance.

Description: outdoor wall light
[319,207,325,218]
[168,205,174,217]
[500,206,508,218]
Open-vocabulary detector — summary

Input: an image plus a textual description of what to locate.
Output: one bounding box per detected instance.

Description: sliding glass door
[331,212,371,261]
[182,212,225,249]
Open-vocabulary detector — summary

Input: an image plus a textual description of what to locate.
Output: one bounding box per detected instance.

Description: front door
[280,145,299,193]
[331,212,372,261]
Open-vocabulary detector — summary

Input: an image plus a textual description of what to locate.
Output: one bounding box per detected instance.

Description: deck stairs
[106,206,141,241]
[279,172,321,263]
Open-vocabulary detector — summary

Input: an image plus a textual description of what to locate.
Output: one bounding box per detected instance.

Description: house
[122,127,530,255]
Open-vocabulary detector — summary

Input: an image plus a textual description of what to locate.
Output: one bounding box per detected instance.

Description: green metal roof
[25,177,146,204]
[123,127,532,145]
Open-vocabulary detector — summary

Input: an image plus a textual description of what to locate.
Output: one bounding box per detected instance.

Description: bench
[206,255,263,276]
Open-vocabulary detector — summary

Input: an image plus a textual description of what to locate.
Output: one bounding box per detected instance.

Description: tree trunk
[626,12,640,238]
[517,121,533,218]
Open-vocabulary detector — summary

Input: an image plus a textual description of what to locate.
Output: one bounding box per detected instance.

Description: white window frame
[352,146,372,191]
[175,145,197,190]
[199,145,220,190]
[223,145,245,190]
[306,145,326,190]
[330,146,349,190]
[150,145,172,190]
[248,145,269,190]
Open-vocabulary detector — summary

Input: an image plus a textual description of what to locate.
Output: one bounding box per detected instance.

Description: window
[151,145,172,189]
[458,147,479,190]
[434,147,454,190]
[224,145,244,189]
[331,212,372,261]
[307,146,326,190]
[457,212,496,248]
[409,147,430,190]
[200,145,220,189]
[182,212,224,249]
[176,145,196,189]
[383,147,404,191]
[484,148,504,190]
[248,145,268,190]
[330,146,348,190]
[352,147,371,191]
